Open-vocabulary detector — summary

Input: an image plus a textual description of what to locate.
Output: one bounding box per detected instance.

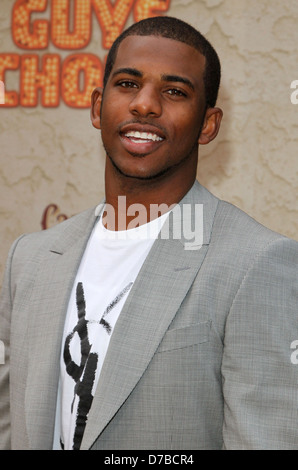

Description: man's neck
[103,161,196,231]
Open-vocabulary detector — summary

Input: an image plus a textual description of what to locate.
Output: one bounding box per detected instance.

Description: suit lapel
[25,207,100,449]
[81,181,219,449]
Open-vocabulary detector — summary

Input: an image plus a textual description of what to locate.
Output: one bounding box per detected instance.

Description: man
[0,16,297,450]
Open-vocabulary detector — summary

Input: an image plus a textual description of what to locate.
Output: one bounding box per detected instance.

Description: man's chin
[107,154,170,181]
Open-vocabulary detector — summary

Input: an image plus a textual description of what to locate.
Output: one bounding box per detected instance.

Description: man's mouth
[124,130,164,143]
[119,125,166,156]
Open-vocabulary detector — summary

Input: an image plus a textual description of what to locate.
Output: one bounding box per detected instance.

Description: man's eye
[117,81,137,88]
[167,88,187,97]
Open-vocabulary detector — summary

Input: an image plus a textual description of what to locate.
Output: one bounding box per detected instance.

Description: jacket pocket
[157,320,211,353]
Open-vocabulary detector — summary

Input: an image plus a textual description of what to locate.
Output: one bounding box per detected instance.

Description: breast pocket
[157,320,211,353]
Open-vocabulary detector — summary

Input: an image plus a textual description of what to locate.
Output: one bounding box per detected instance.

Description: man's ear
[90,87,103,129]
[198,107,223,145]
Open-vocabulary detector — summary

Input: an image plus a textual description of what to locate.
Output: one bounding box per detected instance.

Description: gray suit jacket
[0,181,298,450]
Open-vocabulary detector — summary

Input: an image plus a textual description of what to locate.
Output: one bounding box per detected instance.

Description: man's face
[98,35,208,181]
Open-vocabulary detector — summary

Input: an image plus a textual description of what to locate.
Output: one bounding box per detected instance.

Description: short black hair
[103,16,221,108]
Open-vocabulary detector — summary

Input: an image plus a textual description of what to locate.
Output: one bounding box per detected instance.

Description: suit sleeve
[221,237,298,449]
[0,237,23,450]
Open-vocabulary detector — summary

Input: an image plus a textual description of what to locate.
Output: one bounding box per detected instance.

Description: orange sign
[0,0,171,107]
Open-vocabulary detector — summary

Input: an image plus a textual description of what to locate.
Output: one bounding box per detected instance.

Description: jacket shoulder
[7,206,98,276]
[216,199,293,243]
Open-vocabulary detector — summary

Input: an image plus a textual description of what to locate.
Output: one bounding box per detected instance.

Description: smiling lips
[119,126,165,155]
[124,130,163,143]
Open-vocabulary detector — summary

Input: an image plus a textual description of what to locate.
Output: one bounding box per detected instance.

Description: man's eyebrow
[112,67,143,78]
[161,74,195,91]
[111,68,195,91]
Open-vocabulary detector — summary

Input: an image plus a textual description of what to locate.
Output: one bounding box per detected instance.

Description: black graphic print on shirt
[63,281,133,450]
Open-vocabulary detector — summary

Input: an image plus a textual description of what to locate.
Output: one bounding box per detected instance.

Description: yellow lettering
[12,0,49,49]
[134,0,171,22]
[62,53,103,107]
[51,0,92,49]
[0,54,20,107]
[20,54,60,107]
[91,0,134,49]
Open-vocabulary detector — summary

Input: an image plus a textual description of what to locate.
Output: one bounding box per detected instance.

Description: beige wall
[1,0,298,285]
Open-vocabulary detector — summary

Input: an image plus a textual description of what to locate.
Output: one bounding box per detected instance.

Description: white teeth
[125,131,163,142]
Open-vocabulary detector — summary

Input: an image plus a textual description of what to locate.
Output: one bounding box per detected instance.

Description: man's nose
[128,85,162,118]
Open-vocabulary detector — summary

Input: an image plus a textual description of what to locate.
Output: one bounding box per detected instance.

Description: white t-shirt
[53,211,169,450]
